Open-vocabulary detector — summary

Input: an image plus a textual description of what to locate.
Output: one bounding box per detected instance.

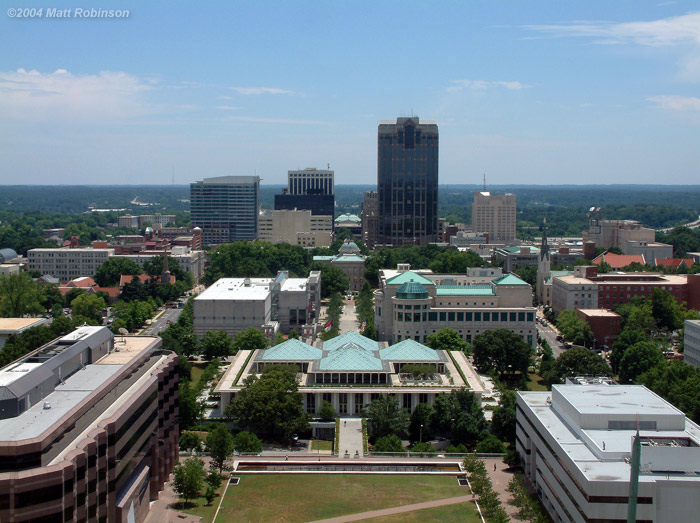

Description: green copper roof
[334,254,365,262]
[493,274,530,286]
[436,285,495,296]
[335,213,361,223]
[319,332,383,371]
[396,281,429,299]
[379,339,440,361]
[386,271,435,286]
[500,246,540,254]
[261,339,323,360]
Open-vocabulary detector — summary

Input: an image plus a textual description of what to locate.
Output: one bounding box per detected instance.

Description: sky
[1,1,699,186]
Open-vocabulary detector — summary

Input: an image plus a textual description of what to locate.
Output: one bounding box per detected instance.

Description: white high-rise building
[471,191,516,242]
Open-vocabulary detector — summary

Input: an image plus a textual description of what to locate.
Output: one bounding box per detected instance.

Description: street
[537,318,567,357]
[142,307,183,336]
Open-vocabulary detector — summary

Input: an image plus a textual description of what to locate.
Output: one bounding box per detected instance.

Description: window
[428,312,437,321]
[501,312,508,321]
[474,312,481,321]
[448,312,455,322]
[527,312,534,322]
[439,312,446,321]
[457,312,464,321]
[518,312,525,322]
[397,312,403,321]
[466,312,473,321]
[510,312,516,322]
[483,312,490,321]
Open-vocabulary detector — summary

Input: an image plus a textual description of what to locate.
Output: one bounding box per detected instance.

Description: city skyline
[1,2,700,186]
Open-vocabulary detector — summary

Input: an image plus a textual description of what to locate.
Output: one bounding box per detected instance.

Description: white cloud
[217,105,241,111]
[231,87,294,95]
[525,12,700,79]
[0,68,154,123]
[225,115,328,125]
[447,79,529,92]
[647,94,700,110]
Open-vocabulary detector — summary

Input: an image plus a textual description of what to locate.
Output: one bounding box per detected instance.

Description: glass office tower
[377,117,439,246]
[190,175,260,245]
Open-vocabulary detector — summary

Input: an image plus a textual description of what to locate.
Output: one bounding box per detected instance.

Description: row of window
[396,311,534,323]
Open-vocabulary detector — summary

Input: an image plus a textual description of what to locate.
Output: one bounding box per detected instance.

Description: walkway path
[337,418,364,457]
[482,458,519,520]
[338,298,359,333]
[307,495,474,523]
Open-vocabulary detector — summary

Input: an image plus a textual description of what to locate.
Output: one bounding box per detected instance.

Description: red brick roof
[592,252,646,269]
[655,258,695,269]
[119,274,176,287]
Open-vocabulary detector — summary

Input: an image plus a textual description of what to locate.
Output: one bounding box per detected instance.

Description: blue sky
[1,1,699,186]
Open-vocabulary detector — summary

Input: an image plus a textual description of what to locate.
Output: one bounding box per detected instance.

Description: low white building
[517,383,700,522]
[28,247,115,282]
[114,246,206,283]
[0,318,47,351]
[684,319,700,368]
[258,209,332,248]
[193,271,321,338]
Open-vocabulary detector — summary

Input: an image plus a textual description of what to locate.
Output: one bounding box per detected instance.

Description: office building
[361,191,378,249]
[551,266,700,314]
[216,331,483,418]
[0,327,178,523]
[28,246,115,281]
[193,271,322,339]
[472,191,516,243]
[517,383,700,522]
[684,320,700,368]
[274,168,335,218]
[258,209,333,248]
[373,265,536,346]
[377,117,439,247]
[190,175,260,245]
[575,309,622,348]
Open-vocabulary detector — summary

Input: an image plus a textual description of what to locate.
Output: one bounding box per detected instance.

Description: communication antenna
[483,172,487,191]
[118,327,129,344]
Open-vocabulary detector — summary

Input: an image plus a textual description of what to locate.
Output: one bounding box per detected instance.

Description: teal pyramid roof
[386,271,435,286]
[261,338,322,360]
[379,339,440,361]
[396,281,429,299]
[493,274,530,286]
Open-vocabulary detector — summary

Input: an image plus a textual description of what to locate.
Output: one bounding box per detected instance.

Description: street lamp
[420,424,423,443]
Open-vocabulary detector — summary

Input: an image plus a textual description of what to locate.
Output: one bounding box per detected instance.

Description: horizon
[2,2,700,185]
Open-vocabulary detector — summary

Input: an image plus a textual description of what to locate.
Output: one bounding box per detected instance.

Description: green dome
[396,280,429,299]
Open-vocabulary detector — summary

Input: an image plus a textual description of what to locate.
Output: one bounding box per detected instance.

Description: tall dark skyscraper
[274,168,335,218]
[377,117,439,246]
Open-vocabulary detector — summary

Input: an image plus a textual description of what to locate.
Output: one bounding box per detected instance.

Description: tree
[200,330,234,360]
[431,389,487,448]
[475,434,506,454]
[409,402,434,443]
[410,441,436,454]
[233,327,269,352]
[172,457,205,507]
[206,425,235,473]
[545,347,612,385]
[316,265,350,298]
[556,310,594,347]
[179,432,202,454]
[651,288,682,331]
[227,369,309,442]
[0,273,43,317]
[426,328,470,353]
[70,293,106,324]
[233,431,262,453]
[179,383,204,430]
[318,400,337,421]
[472,329,533,376]
[204,486,217,506]
[619,341,664,384]
[491,391,517,445]
[365,394,409,440]
[288,329,300,339]
[94,257,142,287]
[372,434,404,453]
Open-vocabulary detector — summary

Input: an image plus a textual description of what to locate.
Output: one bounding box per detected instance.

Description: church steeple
[536,218,551,305]
[161,255,171,284]
[539,217,550,262]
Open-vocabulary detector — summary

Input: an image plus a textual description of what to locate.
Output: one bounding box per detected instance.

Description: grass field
[185,474,476,523]
[527,372,548,391]
[189,362,207,385]
[310,440,333,451]
[361,502,483,522]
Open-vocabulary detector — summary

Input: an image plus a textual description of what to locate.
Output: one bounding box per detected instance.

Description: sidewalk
[338,298,359,333]
[481,458,519,520]
[337,418,364,457]
[307,495,474,523]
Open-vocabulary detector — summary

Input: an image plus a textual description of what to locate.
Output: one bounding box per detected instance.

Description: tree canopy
[472,329,533,376]
[93,257,142,287]
[0,273,43,317]
[172,457,205,506]
[226,369,309,442]
[200,330,234,360]
[232,327,270,353]
[556,310,594,348]
[544,347,612,385]
[426,328,470,353]
[365,394,409,441]
[206,425,235,473]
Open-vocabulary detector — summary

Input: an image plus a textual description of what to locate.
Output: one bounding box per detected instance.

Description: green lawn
[527,372,548,391]
[190,362,208,385]
[362,502,483,523]
[187,474,474,523]
[310,440,333,451]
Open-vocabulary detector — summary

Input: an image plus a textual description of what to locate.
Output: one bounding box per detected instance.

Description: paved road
[142,307,183,336]
[537,320,567,358]
[339,298,359,333]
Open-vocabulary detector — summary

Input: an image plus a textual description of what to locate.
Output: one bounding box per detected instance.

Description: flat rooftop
[281,278,308,292]
[0,317,47,333]
[555,384,684,418]
[196,278,273,301]
[577,309,621,318]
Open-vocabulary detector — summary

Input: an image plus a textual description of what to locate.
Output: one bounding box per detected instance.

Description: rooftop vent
[43,401,51,410]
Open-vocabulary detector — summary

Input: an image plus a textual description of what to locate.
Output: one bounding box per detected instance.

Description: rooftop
[577,309,621,318]
[195,277,273,301]
[386,271,435,287]
[492,274,529,286]
[0,317,47,333]
[435,285,495,297]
